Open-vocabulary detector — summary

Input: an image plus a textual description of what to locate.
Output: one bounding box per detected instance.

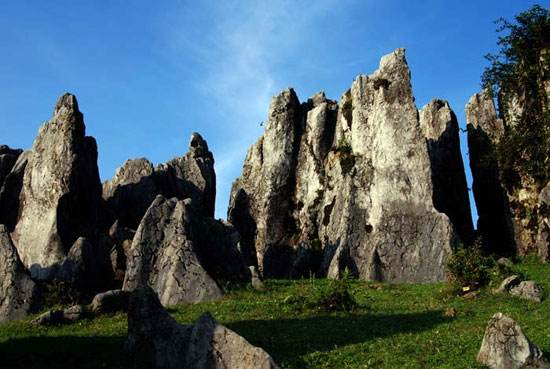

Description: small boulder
[477,313,550,369]
[510,281,543,303]
[249,266,265,291]
[497,257,514,268]
[496,275,522,294]
[89,289,129,314]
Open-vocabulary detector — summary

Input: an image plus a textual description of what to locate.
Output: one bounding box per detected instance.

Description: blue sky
[1,0,547,221]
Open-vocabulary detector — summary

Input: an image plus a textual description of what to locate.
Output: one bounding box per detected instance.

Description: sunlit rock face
[229,49,469,282]
[3,94,103,280]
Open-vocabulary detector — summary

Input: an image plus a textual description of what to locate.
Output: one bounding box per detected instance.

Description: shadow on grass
[227,310,447,366]
[0,310,446,368]
[0,335,126,369]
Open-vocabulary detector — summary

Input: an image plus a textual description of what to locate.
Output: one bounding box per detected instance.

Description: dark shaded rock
[477,313,550,369]
[126,287,280,369]
[106,220,135,282]
[123,196,248,306]
[420,99,475,245]
[32,305,89,326]
[536,182,550,261]
[6,94,103,280]
[466,90,516,256]
[89,289,129,314]
[0,145,22,188]
[103,133,216,230]
[0,151,29,231]
[0,225,37,323]
[229,49,457,282]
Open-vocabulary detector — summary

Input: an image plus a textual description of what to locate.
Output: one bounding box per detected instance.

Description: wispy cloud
[165,0,337,218]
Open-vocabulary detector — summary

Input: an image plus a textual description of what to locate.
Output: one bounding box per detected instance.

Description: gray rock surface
[126,287,280,369]
[509,281,543,303]
[229,49,460,281]
[89,289,129,314]
[249,266,265,291]
[6,94,103,280]
[466,90,516,256]
[0,225,37,323]
[103,132,216,229]
[496,275,522,294]
[477,313,550,369]
[0,145,22,188]
[419,99,474,245]
[123,196,249,306]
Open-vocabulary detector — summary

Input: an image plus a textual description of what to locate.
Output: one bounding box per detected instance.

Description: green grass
[0,260,548,369]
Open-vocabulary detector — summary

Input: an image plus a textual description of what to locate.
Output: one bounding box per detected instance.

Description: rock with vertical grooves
[126,287,280,369]
[103,133,216,230]
[0,145,22,188]
[229,49,459,281]
[466,90,516,255]
[420,99,474,245]
[7,94,103,280]
[229,88,303,277]
[123,195,249,306]
[0,225,37,323]
[477,313,550,369]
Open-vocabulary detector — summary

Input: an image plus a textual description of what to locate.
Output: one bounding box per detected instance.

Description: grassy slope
[0,260,548,369]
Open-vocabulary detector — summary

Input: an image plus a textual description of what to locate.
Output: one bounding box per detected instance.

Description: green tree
[482,5,550,189]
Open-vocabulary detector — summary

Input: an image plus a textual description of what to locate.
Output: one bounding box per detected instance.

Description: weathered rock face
[0,145,22,188]
[466,90,516,255]
[477,313,550,369]
[123,196,248,306]
[4,94,103,280]
[103,133,216,229]
[126,287,280,369]
[229,49,464,281]
[0,225,37,323]
[420,99,474,245]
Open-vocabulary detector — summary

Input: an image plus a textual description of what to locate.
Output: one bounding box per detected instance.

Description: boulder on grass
[477,313,550,369]
[126,287,280,369]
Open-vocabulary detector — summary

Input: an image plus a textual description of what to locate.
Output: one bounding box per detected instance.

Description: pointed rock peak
[465,89,504,139]
[188,132,210,155]
[271,88,300,111]
[54,93,80,118]
[308,91,327,107]
[420,98,455,139]
[378,48,408,71]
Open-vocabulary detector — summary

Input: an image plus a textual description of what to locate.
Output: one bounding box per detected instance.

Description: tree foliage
[482,5,550,189]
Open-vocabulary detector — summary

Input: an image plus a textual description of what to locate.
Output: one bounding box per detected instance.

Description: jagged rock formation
[0,145,22,188]
[123,196,249,306]
[229,49,467,281]
[1,94,103,280]
[466,90,516,255]
[419,99,474,245]
[477,313,550,369]
[0,225,37,323]
[126,287,280,369]
[103,132,216,229]
[467,89,549,259]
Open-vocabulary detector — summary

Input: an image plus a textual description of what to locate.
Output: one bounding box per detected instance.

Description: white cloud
[166,0,337,218]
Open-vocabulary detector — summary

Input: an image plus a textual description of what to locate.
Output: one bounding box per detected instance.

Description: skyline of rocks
[0,48,547,322]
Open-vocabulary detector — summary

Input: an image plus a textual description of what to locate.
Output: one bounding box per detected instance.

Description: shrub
[447,241,493,293]
[284,269,360,313]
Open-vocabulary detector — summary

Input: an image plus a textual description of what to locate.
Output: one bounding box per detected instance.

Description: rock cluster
[229,49,470,280]
[126,287,280,369]
[103,132,216,229]
[477,313,550,369]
